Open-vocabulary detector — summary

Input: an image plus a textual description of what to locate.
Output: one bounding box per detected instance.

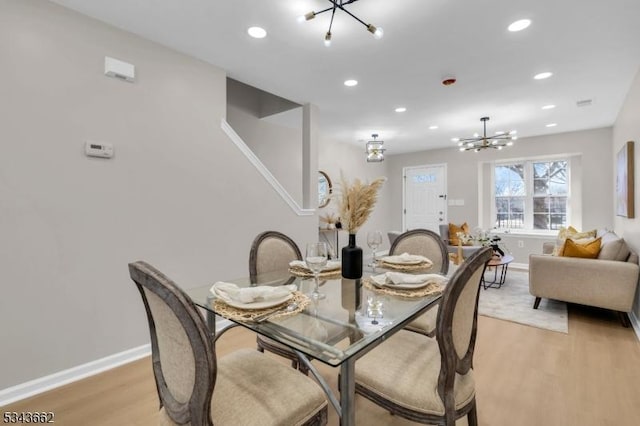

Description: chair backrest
[434,246,492,419]
[249,231,302,280]
[129,261,215,426]
[389,229,450,274]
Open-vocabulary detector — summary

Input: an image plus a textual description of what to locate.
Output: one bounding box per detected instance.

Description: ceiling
[50,0,640,154]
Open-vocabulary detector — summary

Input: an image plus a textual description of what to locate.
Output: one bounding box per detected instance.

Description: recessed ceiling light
[546,123,557,127]
[534,72,553,80]
[542,104,556,110]
[429,125,438,130]
[508,19,531,32]
[344,79,358,87]
[395,107,407,113]
[247,27,267,38]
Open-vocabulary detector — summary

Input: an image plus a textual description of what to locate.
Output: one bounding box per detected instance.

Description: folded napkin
[210,282,296,304]
[289,260,341,271]
[370,272,447,287]
[381,252,432,265]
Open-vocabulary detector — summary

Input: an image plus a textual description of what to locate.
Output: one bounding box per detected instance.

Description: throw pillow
[562,237,602,259]
[448,222,470,246]
[598,236,631,261]
[552,226,597,256]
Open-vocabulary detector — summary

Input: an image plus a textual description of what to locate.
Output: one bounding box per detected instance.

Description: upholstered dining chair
[353,246,492,426]
[389,229,449,337]
[250,231,309,374]
[129,261,328,426]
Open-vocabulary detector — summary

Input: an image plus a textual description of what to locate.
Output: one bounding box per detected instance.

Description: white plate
[218,293,293,310]
[371,280,432,290]
[381,256,425,265]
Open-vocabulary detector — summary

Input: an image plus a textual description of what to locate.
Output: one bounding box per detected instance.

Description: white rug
[478,269,568,333]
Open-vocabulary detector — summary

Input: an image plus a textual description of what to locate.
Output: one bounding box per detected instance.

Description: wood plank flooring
[3,305,640,426]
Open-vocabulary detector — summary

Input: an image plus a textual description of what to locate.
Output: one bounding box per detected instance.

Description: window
[494,159,569,231]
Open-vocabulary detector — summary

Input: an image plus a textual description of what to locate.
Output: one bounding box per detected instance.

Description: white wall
[0,0,316,390]
[613,67,640,321]
[318,136,392,253]
[386,127,613,264]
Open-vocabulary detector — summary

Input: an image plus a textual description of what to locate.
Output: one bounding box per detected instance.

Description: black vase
[342,233,363,279]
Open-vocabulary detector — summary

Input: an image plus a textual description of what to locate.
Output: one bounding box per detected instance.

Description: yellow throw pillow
[553,226,597,255]
[448,222,470,246]
[562,237,602,259]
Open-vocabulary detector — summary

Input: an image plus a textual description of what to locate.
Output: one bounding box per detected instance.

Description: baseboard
[630,311,640,342]
[509,262,529,271]
[0,344,150,407]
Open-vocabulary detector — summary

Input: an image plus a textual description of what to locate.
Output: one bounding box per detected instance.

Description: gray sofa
[529,230,639,326]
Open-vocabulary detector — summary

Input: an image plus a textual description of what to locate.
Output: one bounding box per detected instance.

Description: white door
[403,164,447,232]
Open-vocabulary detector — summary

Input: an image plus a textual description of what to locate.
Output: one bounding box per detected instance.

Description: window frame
[491,156,571,234]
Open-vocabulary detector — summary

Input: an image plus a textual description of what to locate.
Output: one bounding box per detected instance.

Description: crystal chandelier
[366,134,385,162]
[298,0,384,47]
[454,117,517,152]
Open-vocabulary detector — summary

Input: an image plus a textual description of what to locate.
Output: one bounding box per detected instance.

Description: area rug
[478,269,568,333]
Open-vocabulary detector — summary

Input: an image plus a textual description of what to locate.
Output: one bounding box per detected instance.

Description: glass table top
[185,269,443,367]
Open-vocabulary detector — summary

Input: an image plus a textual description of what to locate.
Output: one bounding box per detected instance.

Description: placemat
[213,291,310,322]
[377,260,434,272]
[363,277,444,298]
[288,266,342,279]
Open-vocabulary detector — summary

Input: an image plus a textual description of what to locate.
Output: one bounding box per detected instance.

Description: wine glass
[367,231,383,271]
[366,295,384,325]
[305,242,328,300]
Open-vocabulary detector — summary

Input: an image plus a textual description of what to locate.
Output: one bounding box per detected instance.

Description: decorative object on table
[319,211,339,229]
[454,116,517,152]
[366,230,383,272]
[298,0,384,46]
[616,141,635,218]
[378,252,433,271]
[288,259,341,278]
[336,173,386,279]
[305,242,329,299]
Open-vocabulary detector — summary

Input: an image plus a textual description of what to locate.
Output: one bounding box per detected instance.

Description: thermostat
[85,141,114,158]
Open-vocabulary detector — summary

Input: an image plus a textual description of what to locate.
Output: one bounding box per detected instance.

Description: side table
[482,254,514,289]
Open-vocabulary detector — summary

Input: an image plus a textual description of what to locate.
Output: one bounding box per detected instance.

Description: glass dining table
[185,269,443,426]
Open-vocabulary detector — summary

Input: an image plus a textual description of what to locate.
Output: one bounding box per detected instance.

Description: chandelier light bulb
[324,31,332,47]
[304,12,316,21]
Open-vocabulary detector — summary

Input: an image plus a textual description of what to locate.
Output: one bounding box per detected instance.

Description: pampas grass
[336,173,386,234]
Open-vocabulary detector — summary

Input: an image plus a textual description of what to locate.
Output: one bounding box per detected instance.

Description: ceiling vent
[576,99,592,107]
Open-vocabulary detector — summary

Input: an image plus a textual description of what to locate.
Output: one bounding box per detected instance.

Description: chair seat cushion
[355,330,474,416]
[405,306,438,336]
[214,349,326,425]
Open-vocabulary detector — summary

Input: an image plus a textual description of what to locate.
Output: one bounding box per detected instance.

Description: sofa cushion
[553,226,597,255]
[448,222,470,246]
[562,237,602,259]
[598,236,631,261]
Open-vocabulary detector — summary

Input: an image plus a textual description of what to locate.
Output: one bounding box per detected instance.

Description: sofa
[529,229,639,326]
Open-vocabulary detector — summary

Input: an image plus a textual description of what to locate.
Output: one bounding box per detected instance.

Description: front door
[403,164,447,232]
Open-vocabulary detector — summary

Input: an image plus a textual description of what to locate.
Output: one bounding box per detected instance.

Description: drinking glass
[305,242,329,300]
[367,231,383,272]
[366,295,384,325]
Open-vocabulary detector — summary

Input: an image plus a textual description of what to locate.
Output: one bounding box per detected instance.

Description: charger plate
[363,278,444,298]
[213,291,310,322]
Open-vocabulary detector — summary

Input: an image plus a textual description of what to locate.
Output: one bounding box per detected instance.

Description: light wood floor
[4,305,640,426]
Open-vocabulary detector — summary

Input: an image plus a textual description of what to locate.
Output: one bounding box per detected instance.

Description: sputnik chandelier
[455,117,517,152]
[298,0,384,47]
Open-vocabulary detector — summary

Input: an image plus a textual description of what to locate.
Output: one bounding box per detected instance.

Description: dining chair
[389,229,449,337]
[129,261,328,426]
[250,230,309,374]
[353,246,493,426]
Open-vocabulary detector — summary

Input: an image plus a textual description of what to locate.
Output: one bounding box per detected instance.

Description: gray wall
[0,0,317,390]
[612,67,640,322]
[386,127,614,264]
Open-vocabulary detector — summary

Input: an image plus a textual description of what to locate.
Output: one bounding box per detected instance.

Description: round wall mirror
[318,171,332,208]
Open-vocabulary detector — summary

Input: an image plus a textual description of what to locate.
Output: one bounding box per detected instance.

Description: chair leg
[467,400,478,426]
[533,297,541,309]
[618,311,631,328]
